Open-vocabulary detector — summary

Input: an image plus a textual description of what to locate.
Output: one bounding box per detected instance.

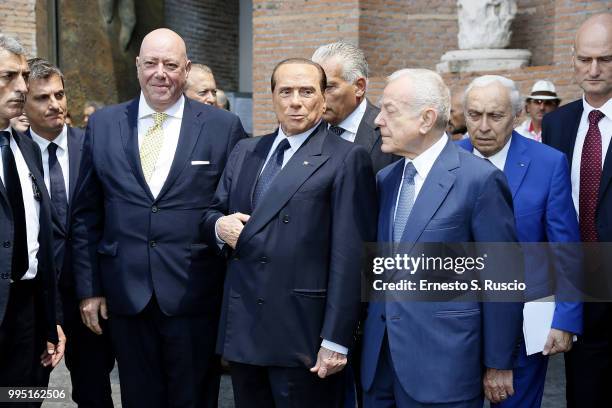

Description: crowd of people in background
[0,10,610,408]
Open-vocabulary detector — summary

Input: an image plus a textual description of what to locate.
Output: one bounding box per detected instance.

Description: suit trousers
[109,296,221,408]
[62,291,115,408]
[0,279,46,408]
[565,302,612,408]
[363,333,483,408]
[229,361,345,408]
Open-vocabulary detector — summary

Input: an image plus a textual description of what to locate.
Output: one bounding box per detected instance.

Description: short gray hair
[191,63,213,75]
[387,68,451,130]
[0,34,26,56]
[28,58,64,84]
[464,75,522,117]
[312,41,369,83]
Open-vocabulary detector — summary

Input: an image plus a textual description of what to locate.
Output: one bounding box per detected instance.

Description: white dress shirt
[393,133,448,222]
[515,119,541,142]
[328,99,367,143]
[137,92,185,198]
[570,97,612,216]
[0,127,40,280]
[473,136,512,171]
[30,125,70,201]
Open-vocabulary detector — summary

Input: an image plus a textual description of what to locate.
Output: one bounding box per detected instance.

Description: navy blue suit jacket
[202,122,377,367]
[354,100,400,174]
[459,133,582,335]
[361,139,523,403]
[0,130,59,343]
[71,96,246,316]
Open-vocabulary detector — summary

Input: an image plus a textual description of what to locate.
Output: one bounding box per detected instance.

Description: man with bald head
[184,63,218,106]
[72,28,246,407]
[543,13,612,408]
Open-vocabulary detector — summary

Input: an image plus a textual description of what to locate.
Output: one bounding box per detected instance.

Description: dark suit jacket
[361,140,523,403]
[0,130,59,343]
[71,96,246,316]
[202,121,377,367]
[354,100,400,174]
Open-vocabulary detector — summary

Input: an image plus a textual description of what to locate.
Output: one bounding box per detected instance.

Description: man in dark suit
[459,75,582,408]
[0,34,65,388]
[71,29,246,408]
[24,58,115,407]
[542,13,612,408]
[202,58,377,407]
[312,41,399,173]
[361,69,523,407]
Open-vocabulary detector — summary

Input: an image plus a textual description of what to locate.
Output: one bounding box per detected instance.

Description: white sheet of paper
[523,298,555,356]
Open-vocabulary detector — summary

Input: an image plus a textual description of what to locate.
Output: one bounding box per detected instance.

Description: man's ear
[419,108,438,134]
[354,77,367,99]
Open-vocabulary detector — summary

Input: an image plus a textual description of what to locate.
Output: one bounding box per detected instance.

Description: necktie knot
[588,109,605,126]
[0,130,10,147]
[329,125,345,136]
[152,112,168,127]
[48,142,58,155]
[402,162,417,182]
[275,139,291,165]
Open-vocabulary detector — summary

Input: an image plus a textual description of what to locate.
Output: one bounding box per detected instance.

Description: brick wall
[253,0,611,135]
[165,0,240,91]
[0,0,37,56]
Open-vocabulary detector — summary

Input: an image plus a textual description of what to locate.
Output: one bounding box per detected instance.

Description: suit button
[0,273,9,280]
[2,241,10,248]
[151,205,158,213]
[259,256,268,264]
[150,240,157,248]
[380,314,386,322]
[257,298,265,305]
[282,214,290,224]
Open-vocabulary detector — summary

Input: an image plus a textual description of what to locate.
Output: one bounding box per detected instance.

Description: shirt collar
[277,120,321,151]
[138,91,185,120]
[405,132,448,180]
[335,99,368,134]
[582,95,612,120]
[30,125,68,151]
[473,135,512,171]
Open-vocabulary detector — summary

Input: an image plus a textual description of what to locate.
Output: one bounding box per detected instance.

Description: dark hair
[27,58,64,86]
[270,58,327,94]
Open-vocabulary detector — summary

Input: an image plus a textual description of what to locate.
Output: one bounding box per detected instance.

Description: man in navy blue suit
[71,29,246,408]
[24,58,116,407]
[360,69,523,407]
[458,75,582,408]
[202,58,377,407]
[542,13,612,408]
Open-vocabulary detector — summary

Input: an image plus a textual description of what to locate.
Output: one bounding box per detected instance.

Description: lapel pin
[519,163,525,167]
[303,161,310,166]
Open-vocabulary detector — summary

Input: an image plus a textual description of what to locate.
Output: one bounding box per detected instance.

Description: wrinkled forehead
[0,50,28,71]
[466,84,512,112]
[274,63,323,89]
[139,36,187,62]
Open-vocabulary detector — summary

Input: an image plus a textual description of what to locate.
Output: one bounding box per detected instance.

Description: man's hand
[309,346,347,379]
[483,368,514,403]
[80,296,108,335]
[216,212,250,249]
[542,328,573,355]
[41,325,66,368]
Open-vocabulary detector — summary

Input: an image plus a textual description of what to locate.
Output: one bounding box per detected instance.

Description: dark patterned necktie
[48,142,68,226]
[579,109,605,242]
[0,131,29,280]
[329,126,345,136]
[252,139,291,208]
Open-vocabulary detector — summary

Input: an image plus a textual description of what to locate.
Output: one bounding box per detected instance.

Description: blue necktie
[0,131,29,280]
[393,162,417,242]
[329,125,345,136]
[48,142,68,226]
[252,138,291,208]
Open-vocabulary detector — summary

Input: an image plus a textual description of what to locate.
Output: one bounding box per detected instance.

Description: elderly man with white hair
[360,69,523,408]
[458,75,582,408]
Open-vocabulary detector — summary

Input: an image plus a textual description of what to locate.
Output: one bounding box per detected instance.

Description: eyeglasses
[529,99,558,107]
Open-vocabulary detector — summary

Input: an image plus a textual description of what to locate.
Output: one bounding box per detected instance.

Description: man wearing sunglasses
[515,80,561,142]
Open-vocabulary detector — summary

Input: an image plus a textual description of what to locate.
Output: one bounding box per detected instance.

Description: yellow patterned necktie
[140,112,168,182]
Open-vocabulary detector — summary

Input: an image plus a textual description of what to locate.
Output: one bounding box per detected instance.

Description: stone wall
[0,0,37,56]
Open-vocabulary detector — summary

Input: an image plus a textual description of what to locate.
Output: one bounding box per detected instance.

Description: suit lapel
[562,100,583,171]
[156,98,203,200]
[233,134,276,214]
[236,123,330,253]
[67,127,84,204]
[379,160,405,242]
[120,97,154,201]
[400,140,458,250]
[354,100,379,153]
[599,136,612,206]
[503,133,530,199]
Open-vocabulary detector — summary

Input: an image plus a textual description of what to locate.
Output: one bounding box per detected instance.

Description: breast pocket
[424,215,464,231]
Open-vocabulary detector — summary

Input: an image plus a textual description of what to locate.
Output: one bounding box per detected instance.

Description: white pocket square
[191,160,210,165]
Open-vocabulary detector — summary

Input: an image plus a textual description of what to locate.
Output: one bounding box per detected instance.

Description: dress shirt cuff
[214,218,225,249]
[321,339,348,355]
